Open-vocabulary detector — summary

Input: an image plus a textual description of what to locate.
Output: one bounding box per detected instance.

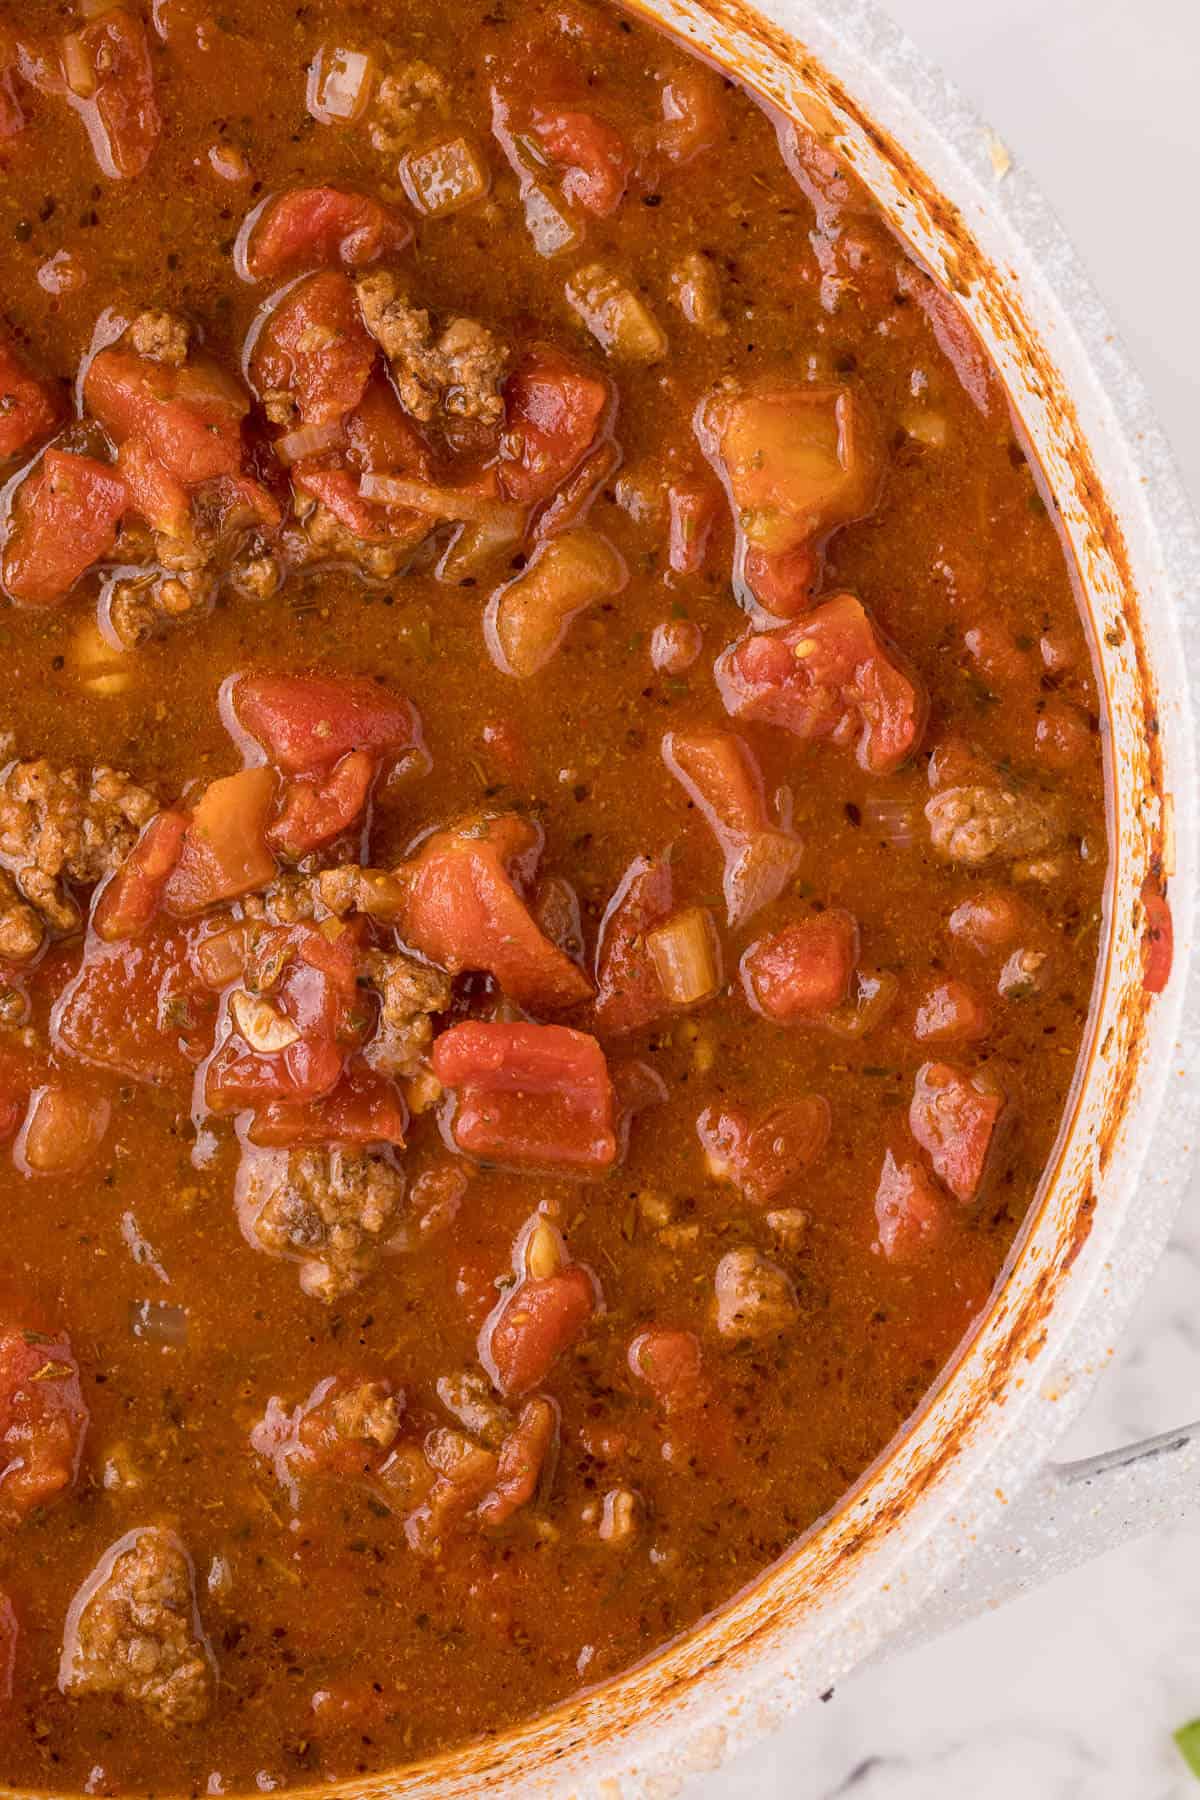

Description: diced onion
[230,989,300,1053]
[61,32,96,97]
[565,264,667,364]
[129,1300,189,1348]
[647,906,721,1007]
[276,419,345,467]
[358,473,525,530]
[523,1219,565,1280]
[306,45,374,125]
[522,182,583,258]
[194,924,249,989]
[401,136,489,218]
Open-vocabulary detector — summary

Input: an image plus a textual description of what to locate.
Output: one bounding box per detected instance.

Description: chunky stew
[0,0,1113,1789]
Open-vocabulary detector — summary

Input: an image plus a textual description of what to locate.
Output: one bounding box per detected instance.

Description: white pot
[348,1,1200,1793]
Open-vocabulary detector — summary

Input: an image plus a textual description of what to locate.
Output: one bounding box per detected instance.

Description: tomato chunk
[912,978,990,1046]
[741,910,859,1022]
[398,815,592,1011]
[232,671,421,775]
[0,1327,88,1523]
[432,1020,616,1172]
[85,347,248,487]
[874,1149,946,1261]
[93,810,189,942]
[68,9,161,181]
[715,593,928,775]
[250,271,378,428]
[484,1265,596,1395]
[253,1373,404,1487]
[698,381,881,614]
[162,767,277,916]
[205,922,363,1112]
[243,185,412,280]
[499,346,609,504]
[0,338,61,461]
[2,450,127,607]
[592,854,674,1036]
[627,1325,734,1464]
[909,1061,1005,1204]
[115,437,191,537]
[268,751,376,860]
[529,109,631,215]
[697,1096,830,1203]
[54,920,215,1084]
[662,728,803,927]
[250,1061,407,1148]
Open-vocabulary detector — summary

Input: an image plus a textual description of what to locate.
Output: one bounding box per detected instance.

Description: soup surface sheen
[0,0,1108,1789]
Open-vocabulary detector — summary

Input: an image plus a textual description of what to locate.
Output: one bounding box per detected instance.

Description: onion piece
[276,419,346,467]
[230,989,300,1053]
[523,182,583,258]
[401,136,489,218]
[438,510,525,581]
[861,795,919,849]
[61,31,96,97]
[647,907,721,1007]
[129,1300,189,1348]
[359,473,524,530]
[565,264,667,364]
[306,45,374,125]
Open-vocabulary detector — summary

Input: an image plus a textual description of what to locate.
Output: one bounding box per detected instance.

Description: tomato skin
[232,671,420,776]
[399,815,592,1011]
[592,855,674,1036]
[268,751,375,860]
[244,186,412,280]
[115,437,191,536]
[70,9,162,181]
[54,920,215,1084]
[93,810,189,942]
[2,450,127,607]
[483,1266,596,1395]
[741,911,859,1022]
[432,1020,617,1172]
[909,1061,1005,1204]
[697,1096,830,1204]
[529,109,631,215]
[251,271,377,427]
[249,1061,407,1148]
[0,339,61,461]
[0,1328,89,1524]
[85,348,248,486]
[716,593,927,775]
[499,347,609,504]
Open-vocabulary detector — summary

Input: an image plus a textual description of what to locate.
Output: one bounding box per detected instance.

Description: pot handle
[894,1420,1200,1646]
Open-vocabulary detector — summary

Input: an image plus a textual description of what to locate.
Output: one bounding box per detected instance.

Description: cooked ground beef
[0,760,157,931]
[712,1248,799,1339]
[368,61,448,155]
[925,784,1065,865]
[241,1146,405,1301]
[126,309,191,367]
[362,948,451,1077]
[356,272,507,427]
[59,1527,214,1725]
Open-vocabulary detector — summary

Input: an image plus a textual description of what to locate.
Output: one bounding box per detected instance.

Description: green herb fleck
[1175,1720,1200,1778]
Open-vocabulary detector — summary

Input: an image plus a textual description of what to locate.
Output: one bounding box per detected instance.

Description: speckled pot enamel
[307,0,1199,1793]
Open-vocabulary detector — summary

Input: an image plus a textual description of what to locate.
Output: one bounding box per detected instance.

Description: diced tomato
[947,888,1032,954]
[92,810,189,942]
[652,64,721,167]
[484,1265,596,1395]
[0,1327,88,1523]
[499,346,609,505]
[2,450,127,607]
[85,346,248,487]
[627,1326,704,1413]
[909,1061,1005,1204]
[250,271,377,428]
[344,375,432,478]
[162,767,277,916]
[205,922,363,1113]
[432,1020,616,1172]
[268,750,375,860]
[592,854,674,1036]
[912,978,990,1046]
[662,728,803,927]
[715,594,928,775]
[254,1373,403,1483]
[741,911,859,1022]
[1141,877,1173,995]
[697,1095,830,1204]
[243,186,412,280]
[0,1590,15,1702]
[249,1060,407,1148]
[0,337,61,461]
[529,109,631,215]
[667,481,718,576]
[698,382,881,612]
[475,1396,558,1526]
[292,463,427,548]
[232,670,421,776]
[54,920,215,1084]
[740,540,817,617]
[874,1148,946,1261]
[115,437,191,536]
[68,10,162,181]
[398,814,592,1011]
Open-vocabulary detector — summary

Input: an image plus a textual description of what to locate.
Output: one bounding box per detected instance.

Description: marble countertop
[689,2,1200,1795]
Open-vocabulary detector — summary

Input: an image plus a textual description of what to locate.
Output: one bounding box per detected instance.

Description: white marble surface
[689,1,1200,1795]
